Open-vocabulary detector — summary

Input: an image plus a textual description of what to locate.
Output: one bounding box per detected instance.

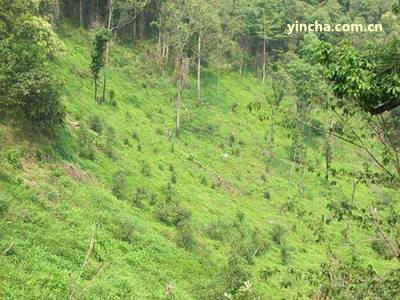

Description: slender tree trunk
[176,63,182,137]
[262,38,266,83]
[94,79,97,102]
[176,87,181,137]
[217,65,220,95]
[158,30,162,59]
[138,11,145,38]
[79,0,83,27]
[54,0,60,23]
[162,41,166,58]
[196,33,201,107]
[268,105,275,158]
[299,147,307,195]
[325,120,335,181]
[133,8,137,42]
[102,0,113,104]
[176,56,183,137]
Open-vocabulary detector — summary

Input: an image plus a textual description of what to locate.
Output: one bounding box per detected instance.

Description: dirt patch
[62,163,90,182]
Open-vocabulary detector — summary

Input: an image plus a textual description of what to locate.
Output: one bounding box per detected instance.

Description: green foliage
[263,190,271,201]
[175,221,196,250]
[115,219,135,243]
[310,256,400,299]
[90,28,111,102]
[155,185,191,226]
[108,89,117,107]
[2,6,400,297]
[223,254,251,296]
[155,200,191,226]
[77,126,95,160]
[131,186,147,208]
[140,160,151,177]
[316,39,400,115]
[0,4,64,130]
[104,126,116,158]
[111,170,128,199]
[205,219,231,241]
[89,115,103,134]
[270,224,285,245]
[4,149,22,170]
[280,243,290,265]
[0,196,8,217]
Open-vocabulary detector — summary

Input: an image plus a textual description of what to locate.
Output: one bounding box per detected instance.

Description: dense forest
[1,0,400,299]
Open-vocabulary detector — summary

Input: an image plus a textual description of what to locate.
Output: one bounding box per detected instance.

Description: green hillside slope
[0,24,398,299]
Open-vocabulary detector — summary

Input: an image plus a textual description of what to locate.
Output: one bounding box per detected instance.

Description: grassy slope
[0,24,398,299]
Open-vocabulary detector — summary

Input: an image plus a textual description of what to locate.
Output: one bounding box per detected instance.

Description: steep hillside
[0,24,398,299]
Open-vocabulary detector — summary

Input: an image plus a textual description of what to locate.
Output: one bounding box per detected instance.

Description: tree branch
[369,100,400,115]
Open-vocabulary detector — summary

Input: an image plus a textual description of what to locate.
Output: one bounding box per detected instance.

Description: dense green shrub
[5,149,22,170]
[111,170,128,199]
[205,219,231,241]
[108,89,116,105]
[140,160,151,177]
[155,199,191,226]
[231,225,270,264]
[131,187,147,208]
[148,192,158,206]
[132,131,139,141]
[263,190,271,201]
[170,172,177,184]
[155,186,191,226]
[175,221,196,250]
[77,126,95,160]
[115,220,135,243]
[371,239,392,259]
[223,254,250,296]
[270,224,285,245]
[0,5,65,131]
[280,243,290,265]
[89,115,103,134]
[104,126,116,158]
[0,196,8,218]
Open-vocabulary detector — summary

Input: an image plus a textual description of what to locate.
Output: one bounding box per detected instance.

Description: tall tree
[159,0,193,137]
[187,0,218,107]
[254,0,284,83]
[102,0,113,103]
[90,28,111,102]
[101,0,149,103]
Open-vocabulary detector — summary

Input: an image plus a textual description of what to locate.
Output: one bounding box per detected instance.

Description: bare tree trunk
[176,88,181,136]
[158,30,162,59]
[94,79,97,102]
[325,120,335,181]
[176,57,183,137]
[217,65,220,95]
[162,41,166,58]
[54,0,60,23]
[102,0,113,104]
[138,11,145,38]
[79,0,83,27]
[196,33,201,107]
[262,38,266,83]
[299,147,307,196]
[133,8,137,42]
[268,105,275,158]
